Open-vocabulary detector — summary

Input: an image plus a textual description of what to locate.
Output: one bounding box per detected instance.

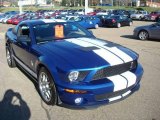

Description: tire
[95,24,99,29]
[139,16,142,21]
[117,23,121,28]
[138,30,149,40]
[38,67,57,105]
[129,22,133,26]
[6,47,16,68]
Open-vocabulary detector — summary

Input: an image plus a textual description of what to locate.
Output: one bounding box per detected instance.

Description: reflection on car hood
[35,38,138,69]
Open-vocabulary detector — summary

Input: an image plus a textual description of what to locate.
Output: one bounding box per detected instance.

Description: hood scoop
[80,46,100,51]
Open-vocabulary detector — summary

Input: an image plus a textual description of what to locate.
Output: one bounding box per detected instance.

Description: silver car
[133,22,160,40]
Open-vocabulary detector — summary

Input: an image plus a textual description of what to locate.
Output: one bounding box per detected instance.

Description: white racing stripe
[122,90,131,97]
[109,95,121,102]
[66,38,93,47]
[107,75,128,92]
[93,49,123,66]
[109,90,131,102]
[79,38,133,63]
[41,19,56,23]
[121,71,137,88]
[66,38,123,65]
[107,71,137,92]
[107,47,133,63]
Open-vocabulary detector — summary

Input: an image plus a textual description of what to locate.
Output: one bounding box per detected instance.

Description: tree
[46,0,52,4]
[61,0,67,6]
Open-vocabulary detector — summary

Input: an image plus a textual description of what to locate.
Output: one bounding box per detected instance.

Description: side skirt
[13,56,38,83]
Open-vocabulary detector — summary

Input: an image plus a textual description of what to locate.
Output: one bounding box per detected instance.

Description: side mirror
[17,35,31,43]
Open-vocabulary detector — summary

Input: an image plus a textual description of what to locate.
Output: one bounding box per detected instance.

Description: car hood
[35,38,138,70]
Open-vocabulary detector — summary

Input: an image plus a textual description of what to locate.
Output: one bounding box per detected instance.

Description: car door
[149,23,160,39]
[12,24,37,72]
[121,16,129,26]
[119,16,125,26]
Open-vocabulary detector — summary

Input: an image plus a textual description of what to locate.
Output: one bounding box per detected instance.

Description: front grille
[92,60,137,80]
[78,71,90,81]
[95,84,135,101]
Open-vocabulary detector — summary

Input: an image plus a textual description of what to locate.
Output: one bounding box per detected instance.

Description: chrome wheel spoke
[39,72,52,102]
[6,49,11,64]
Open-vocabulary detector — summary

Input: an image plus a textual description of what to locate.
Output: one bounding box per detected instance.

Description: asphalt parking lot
[0,21,160,120]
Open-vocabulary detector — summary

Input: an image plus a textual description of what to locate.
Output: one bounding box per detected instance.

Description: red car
[145,11,160,21]
[12,15,27,25]
[7,15,19,24]
[87,10,99,16]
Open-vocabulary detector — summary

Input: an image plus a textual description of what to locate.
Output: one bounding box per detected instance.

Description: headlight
[68,71,79,82]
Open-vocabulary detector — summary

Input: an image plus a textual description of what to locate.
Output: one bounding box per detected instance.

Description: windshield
[33,22,94,43]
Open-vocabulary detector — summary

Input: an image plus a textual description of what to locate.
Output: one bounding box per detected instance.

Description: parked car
[74,16,102,29]
[133,22,160,40]
[95,15,110,25]
[112,9,130,18]
[96,10,109,15]
[130,11,149,20]
[103,15,133,28]
[144,11,160,22]
[5,19,143,107]
[75,9,84,15]
[12,15,28,25]
[87,10,97,16]
[60,10,69,15]
[6,15,20,24]
[0,14,6,23]
[0,15,10,23]
[2,15,14,24]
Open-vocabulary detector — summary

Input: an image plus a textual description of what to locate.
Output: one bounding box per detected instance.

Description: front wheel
[6,47,16,68]
[138,30,149,40]
[38,67,57,105]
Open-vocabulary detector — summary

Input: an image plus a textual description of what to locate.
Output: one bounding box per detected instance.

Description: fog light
[75,97,83,104]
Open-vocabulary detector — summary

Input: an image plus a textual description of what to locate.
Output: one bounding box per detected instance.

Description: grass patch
[0,6,159,13]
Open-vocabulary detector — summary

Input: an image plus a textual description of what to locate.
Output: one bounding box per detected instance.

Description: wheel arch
[36,62,60,105]
[36,62,58,84]
[138,29,150,37]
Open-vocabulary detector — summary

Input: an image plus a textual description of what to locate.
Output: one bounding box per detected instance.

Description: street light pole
[85,0,88,15]
[18,0,23,14]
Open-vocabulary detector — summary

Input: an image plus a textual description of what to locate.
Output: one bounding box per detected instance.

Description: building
[146,1,160,7]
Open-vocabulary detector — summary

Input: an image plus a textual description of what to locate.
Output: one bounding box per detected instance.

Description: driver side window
[17,25,31,44]
[17,25,30,38]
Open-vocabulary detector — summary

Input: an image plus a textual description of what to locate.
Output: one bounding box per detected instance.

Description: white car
[130,11,149,20]
[75,9,85,15]
[2,15,14,24]
[63,15,79,21]
[60,10,69,15]
[97,10,109,15]
[0,15,9,23]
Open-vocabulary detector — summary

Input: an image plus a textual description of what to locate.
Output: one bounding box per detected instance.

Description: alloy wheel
[39,72,52,102]
[138,31,149,40]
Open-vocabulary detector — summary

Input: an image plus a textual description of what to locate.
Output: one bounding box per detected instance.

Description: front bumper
[57,63,143,107]
[144,16,156,21]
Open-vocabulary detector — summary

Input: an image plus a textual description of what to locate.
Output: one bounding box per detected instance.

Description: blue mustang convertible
[5,19,143,107]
